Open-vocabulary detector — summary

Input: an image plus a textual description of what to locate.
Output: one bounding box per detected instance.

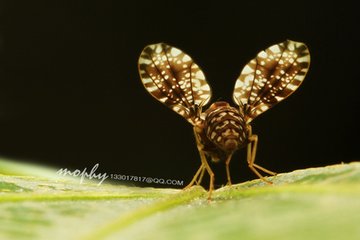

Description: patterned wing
[233,40,310,123]
[138,43,212,125]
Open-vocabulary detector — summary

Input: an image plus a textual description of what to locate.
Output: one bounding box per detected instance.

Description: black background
[1,1,359,188]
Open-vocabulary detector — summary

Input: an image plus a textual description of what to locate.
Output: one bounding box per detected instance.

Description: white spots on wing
[242,65,253,74]
[159,97,168,103]
[260,105,269,111]
[249,91,257,101]
[269,44,281,53]
[271,96,281,102]
[139,69,146,75]
[139,58,152,65]
[155,45,163,53]
[140,41,309,125]
[170,47,181,57]
[200,94,210,100]
[172,105,185,115]
[232,40,310,122]
[146,85,158,92]
[138,43,214,121]
[297,55,310,63]
[148,44,156,50]
[287,41,295,51]
[287,84,297,90]
[200,84,210,91]
[294,75,304,81]
[195,71,205,80]
[141,77,152,84]
[244,74,254,83]
[192,79,201,88]
[294,41,303,49]
[258,51,268,58]
[182,55,191,62]
[234,79,244,88]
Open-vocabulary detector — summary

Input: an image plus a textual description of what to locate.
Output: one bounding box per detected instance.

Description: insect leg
[184,164,205,189]
[193,128,215,200]
[225,153,233,186]
[196,167,206,185]
[253,163,277,176]
[200,151,215,200]
[247,129,276,183]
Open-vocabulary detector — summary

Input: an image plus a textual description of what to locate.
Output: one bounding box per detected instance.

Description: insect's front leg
[197,149,215,200]
[246,125,276,184]
[184,125,207,189]
[184,126,215,200]
[184,163,205,189]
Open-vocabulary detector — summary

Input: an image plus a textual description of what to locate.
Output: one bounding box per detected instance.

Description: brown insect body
[195,101,248,162]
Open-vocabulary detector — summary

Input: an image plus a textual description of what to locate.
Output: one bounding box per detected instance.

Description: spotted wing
[233,40,310,123]
[138,43,212,125]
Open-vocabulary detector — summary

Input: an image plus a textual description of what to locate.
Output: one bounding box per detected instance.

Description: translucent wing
[138,43,212,125]
[233,40,310,123]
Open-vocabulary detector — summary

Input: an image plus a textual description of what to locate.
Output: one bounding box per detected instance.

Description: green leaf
[1,158,360,240]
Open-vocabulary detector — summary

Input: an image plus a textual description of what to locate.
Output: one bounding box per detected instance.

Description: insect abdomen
[204,102,247,152]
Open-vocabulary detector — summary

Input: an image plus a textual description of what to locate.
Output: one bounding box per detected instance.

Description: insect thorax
[195,101,248,162]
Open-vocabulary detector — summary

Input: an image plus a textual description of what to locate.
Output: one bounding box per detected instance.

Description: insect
[138,40,310,199]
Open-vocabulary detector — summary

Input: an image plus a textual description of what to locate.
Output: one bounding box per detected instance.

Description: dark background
[1,1,359,188]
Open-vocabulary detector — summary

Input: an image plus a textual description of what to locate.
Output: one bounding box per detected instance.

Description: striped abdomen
[204,101,248,153]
